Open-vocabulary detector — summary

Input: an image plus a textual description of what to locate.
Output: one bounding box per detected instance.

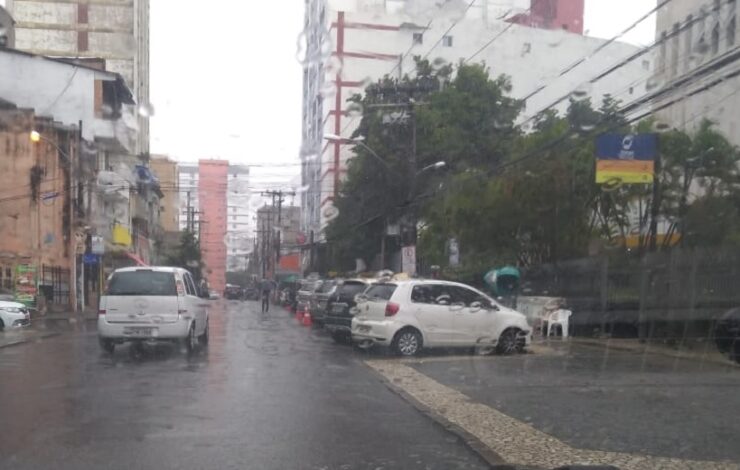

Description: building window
[642,59,651,71]
[711,23,720,54]
[442,35,453,47]
[728,16,736,48]
[412,32,423,45]
[233,224,237,229]
[233,215,237,220]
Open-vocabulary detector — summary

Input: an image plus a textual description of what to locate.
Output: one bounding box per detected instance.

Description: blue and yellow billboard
[595,134,657,184]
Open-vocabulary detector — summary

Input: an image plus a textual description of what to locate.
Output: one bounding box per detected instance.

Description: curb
[364,360,507,469]
[0,331,61,350]
[570,338,738,367]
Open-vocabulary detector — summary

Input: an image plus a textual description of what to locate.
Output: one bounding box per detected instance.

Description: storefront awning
[125,252,148,267]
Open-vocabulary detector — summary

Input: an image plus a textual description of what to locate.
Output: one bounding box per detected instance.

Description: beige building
[0,102,78,308]
[4,0,150,153]
[654,0,739,145]
[150,155,178,233]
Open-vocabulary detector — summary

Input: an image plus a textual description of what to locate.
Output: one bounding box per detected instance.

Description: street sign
[83,253,100,265]
[91,236,105,255]
[595,133,657,184]
[402,245,416,275]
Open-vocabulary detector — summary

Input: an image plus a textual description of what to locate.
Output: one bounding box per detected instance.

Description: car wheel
[183,323,198,354]
[496,328,524,355]
[99,338,115,354]
[392,328,422,356]
[199,320,209,346]
[0,318,4,332]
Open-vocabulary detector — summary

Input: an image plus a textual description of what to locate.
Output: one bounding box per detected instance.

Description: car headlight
[1,307,22,313]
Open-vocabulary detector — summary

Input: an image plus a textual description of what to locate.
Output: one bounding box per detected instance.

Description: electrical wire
[423,0,478,60]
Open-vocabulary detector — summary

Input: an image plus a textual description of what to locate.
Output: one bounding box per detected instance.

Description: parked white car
[0,300,31,331]
[351,280,531,356]
[98,267,209,354]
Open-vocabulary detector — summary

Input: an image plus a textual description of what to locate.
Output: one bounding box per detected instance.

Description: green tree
[163,230,203,280]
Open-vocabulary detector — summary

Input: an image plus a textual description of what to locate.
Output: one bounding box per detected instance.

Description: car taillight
[98,309,106,316]
[385,302,400,317]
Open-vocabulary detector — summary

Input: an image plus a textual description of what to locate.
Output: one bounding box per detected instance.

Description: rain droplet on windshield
[347,102,363,118]
[138,102,155,118]
[320,79,337,98]
[645,76,664,91]
[653,121,672,132]
[571,83,591,101]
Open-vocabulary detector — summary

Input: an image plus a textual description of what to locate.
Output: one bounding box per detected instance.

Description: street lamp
[323,133,393,172]
[29,130,71,162]
[417,161,446,175]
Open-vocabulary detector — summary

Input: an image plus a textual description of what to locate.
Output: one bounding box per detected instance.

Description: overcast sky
[148,0,658,190]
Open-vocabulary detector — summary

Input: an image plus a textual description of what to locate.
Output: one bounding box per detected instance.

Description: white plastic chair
[546,309,572,338]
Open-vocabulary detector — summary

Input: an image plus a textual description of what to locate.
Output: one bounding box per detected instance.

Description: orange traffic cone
[301,312,313,327]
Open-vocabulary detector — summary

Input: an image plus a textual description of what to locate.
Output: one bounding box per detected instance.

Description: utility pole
[186,191,191,233]
[261,190,295,274]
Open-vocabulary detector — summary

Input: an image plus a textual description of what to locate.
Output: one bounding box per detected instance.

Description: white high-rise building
[653,0,740,145]
[177,163,252,273]
[300,0,652,238]
[226,165,251,272]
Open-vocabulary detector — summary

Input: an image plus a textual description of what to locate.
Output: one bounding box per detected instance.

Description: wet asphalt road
[410,341,740,463]
[0,301,489,470]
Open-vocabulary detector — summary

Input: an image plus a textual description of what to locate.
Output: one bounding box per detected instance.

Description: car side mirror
[355,293,368,304]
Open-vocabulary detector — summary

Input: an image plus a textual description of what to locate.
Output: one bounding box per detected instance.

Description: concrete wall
[7,0,150,153]
[303,2,651,233]
[0,50,99,140]
[0,5,15,47]
[150,155,178,233]
[198,160,228,292]
[654,0,740,146]
[0,109,73,273]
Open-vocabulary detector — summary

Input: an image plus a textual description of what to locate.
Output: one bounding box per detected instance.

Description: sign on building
[402,245,416,276]
[595,134,657,184]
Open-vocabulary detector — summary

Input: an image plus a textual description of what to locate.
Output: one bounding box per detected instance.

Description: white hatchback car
[351,280,531,356]
[98,267,209,354]
[0,300,31,331]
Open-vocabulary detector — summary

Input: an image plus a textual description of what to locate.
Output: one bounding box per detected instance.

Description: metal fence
[522,249,740,339]
[40,266,70,306]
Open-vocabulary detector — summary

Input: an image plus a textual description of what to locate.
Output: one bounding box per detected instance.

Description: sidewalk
[0,326,61,349]
[567,336,738,367]
[36,311,98,321]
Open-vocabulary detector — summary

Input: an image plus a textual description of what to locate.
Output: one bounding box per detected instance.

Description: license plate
[123,327,154,337]
[357,325,371,333]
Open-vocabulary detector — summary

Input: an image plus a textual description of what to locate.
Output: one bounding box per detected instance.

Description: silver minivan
[97,267,209,354]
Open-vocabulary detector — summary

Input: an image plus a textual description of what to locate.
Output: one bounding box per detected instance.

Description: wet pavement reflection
[0,301,488,470]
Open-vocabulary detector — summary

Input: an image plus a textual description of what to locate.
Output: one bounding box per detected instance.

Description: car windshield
[334,281,367,300]
[3,1,740,469]
[364,283,397,301]
[106,271,177,296]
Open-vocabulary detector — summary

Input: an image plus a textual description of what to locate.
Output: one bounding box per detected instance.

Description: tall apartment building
[4,0,150,154]
[177,162,251,282]
[300,0,650,238]
[150,155,179,233]
[653,0,739,145]
[197,160,228,293]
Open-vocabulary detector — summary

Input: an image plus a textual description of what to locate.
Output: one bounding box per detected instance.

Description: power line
[515,0,674,106]
[423,0,478,60]
[518,0,717,125]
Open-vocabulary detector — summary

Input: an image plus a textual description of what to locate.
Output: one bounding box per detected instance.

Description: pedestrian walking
[260,277,276,313]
